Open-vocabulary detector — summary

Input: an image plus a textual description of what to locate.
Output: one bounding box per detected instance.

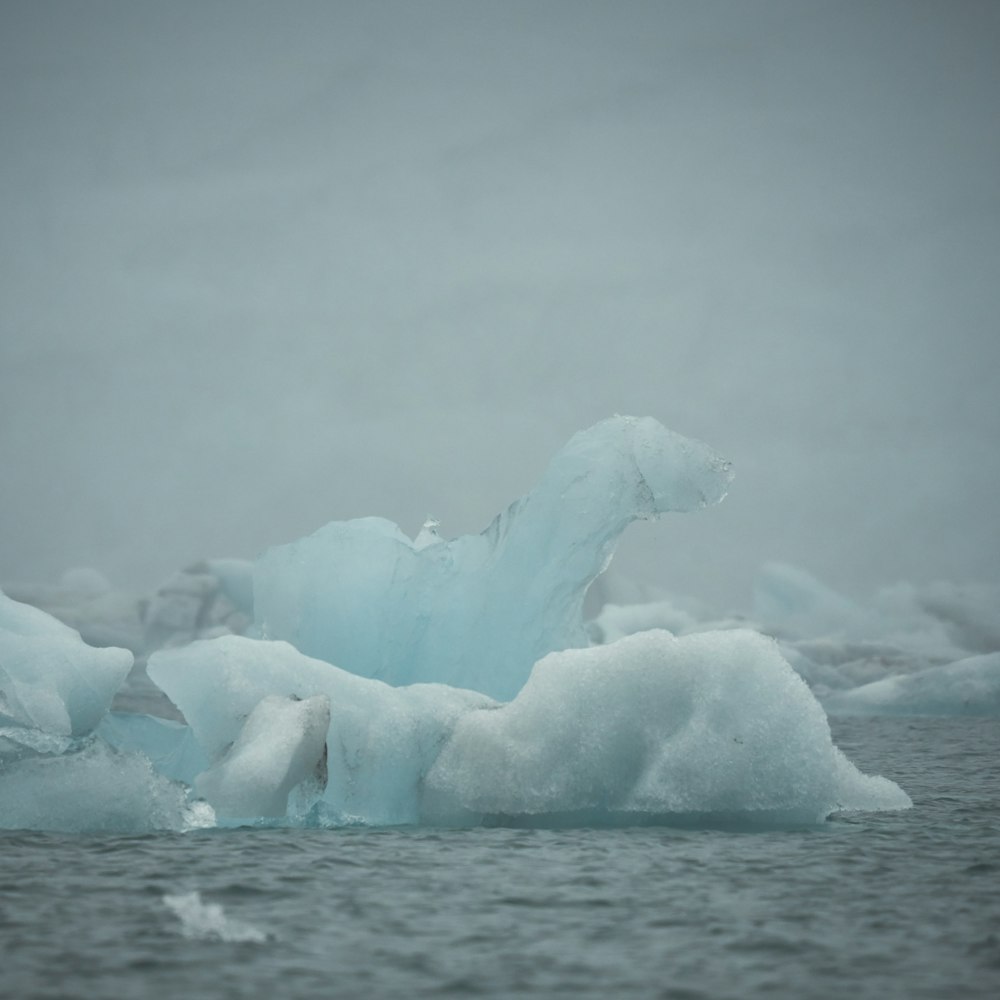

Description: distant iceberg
[822,652,1000,716]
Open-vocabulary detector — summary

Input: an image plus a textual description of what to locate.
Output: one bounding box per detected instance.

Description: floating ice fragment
[254,415,733,700]
[163,891,268,943]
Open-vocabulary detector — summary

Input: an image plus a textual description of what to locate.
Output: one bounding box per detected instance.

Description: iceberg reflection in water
[1,416,912,833]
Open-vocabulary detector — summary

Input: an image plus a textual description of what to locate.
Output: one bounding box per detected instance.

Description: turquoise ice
[254,415,734,700]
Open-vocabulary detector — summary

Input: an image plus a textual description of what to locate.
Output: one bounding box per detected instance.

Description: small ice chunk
[254,415,733,700]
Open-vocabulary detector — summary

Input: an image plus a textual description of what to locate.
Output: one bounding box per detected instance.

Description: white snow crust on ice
[421,629,910,826]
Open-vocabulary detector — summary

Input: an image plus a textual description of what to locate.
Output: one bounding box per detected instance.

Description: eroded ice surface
[422,629,910,826]
[253,415,733,701]
[146,629,909,827]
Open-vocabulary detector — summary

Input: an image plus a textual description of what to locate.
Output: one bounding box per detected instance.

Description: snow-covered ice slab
[422,629,910,827]
[254,415,733,700]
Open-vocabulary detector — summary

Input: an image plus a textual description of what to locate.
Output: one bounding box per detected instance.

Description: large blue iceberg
[2,416,913,832]
[253,415,734,700]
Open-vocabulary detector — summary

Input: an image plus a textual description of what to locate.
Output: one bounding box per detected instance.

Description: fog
[2,0,998,611]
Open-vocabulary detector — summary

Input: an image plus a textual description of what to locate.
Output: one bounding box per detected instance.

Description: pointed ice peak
[414,517,443,550]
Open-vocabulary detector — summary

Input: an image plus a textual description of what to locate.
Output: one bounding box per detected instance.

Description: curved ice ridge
[254,415,734,701]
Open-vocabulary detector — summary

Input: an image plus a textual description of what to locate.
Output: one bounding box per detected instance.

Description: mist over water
[2,0,999,608]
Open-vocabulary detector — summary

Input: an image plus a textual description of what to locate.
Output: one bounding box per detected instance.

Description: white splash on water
[163,891,268,944]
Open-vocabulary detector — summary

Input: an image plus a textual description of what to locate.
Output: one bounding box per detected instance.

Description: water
[2,717,997,1000]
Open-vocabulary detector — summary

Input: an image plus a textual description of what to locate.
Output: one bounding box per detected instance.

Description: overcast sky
[2,0,998,610]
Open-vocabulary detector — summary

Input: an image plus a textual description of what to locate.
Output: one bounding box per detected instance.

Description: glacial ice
[96,711,208,785]
[822,652,1000,716]
[0,589,133,736]
[194,694,331,821]
[0,416,924,832]
[163,891,268,944]
[148,635,495,825]
[421,629,910,825]
[0,589,211,833]
[0,739,211,834]
[145,629,910,827]
[253,415,734,701]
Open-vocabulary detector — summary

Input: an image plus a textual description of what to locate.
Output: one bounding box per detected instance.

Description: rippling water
[2,717,998,999]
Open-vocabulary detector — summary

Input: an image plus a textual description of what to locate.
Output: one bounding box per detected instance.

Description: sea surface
[1,716,997,1000]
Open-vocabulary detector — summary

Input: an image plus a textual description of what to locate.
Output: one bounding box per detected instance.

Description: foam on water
[163,891,268,943]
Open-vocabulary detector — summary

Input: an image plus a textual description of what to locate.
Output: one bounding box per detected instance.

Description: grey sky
[2,0,998,610]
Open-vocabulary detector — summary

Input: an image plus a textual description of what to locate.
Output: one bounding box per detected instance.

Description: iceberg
[822,652,1000,716]
[1,416,914,831]
[0,589,133,736]
[254,415,734,701]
